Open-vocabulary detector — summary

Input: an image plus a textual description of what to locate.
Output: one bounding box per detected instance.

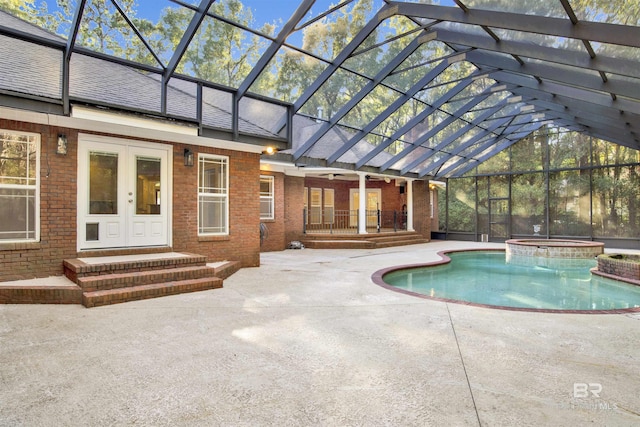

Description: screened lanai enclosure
[1,0,639,245]
[436,126,640,248]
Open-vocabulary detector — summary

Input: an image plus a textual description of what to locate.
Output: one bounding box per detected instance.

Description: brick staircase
[63,252,238,308]
[300,231,429,249]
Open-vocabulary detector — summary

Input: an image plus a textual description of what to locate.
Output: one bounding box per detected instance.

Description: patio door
[489,198,509,241]
[350,189,381,227]
[77,135,171,250]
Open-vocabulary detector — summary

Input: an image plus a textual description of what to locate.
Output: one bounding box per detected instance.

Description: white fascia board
[260,159,307,177]
[0,105,264,154]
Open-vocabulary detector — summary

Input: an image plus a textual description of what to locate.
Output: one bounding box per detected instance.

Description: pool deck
[1,240,639,426]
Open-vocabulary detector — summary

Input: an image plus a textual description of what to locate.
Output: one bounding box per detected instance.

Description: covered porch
[302,171,418,235]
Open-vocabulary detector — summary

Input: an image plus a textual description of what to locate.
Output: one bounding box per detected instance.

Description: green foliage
[0,0,48,27]
[444,126,640,239]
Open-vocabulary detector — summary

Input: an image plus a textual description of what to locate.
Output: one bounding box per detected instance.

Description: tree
[0,0,47,27]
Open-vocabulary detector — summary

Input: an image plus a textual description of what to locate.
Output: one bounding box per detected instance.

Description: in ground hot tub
[505,239,604,259]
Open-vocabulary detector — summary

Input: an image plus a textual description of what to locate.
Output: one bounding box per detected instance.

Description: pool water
[382,251,640,311]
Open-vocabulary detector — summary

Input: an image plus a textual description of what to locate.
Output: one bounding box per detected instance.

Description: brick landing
[0,253,238,307]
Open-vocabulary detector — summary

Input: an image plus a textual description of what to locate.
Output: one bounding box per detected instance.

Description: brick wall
[597,254,640,280]
[259,171,286,252]
[303,177,410,212]
[0,120,79,281]
[0,119,261,282]
[412,180,431,239]
[171,145,261,268]
[284,175,305,246]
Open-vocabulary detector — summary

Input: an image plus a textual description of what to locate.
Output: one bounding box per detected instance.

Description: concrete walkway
[1,241,639,426]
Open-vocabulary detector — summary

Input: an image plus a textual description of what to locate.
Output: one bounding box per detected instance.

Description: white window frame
[197,154,229,235]
[260,175,274,220]
[309,187,322,224]
[324,188,334,224]
[430,189,434,218]
[0,130,40,242]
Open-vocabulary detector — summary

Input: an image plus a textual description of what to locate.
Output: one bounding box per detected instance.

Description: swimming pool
[373,250,640,313]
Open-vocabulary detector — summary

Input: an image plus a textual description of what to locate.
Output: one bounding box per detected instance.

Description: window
[0,130,39,242]
[310,188,322,224]
[198,154,228,235]
[260,175,274,220]
[430,189,434,218]
[324,188,334,224]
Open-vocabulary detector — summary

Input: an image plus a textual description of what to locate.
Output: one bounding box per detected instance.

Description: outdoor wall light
[184,148,194,167]
[56,134,68,155]
[262,146,276,155]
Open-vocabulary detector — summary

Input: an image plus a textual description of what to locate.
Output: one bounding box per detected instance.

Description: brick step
[302,240,376,249]
[209,261,241,280]
[301,233,428,249]
[368,234,425,242]
[376,239,430,248]
[0,284,82,304]
[77,265,217,292]
[302,232,417,241]
[64,252,207,282]
[82,277,223,308]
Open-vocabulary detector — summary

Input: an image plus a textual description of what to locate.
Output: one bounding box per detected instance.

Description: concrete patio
[1,240,639,426]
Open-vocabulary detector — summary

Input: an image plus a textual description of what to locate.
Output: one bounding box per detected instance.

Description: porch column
[358,173,367,234]
[406,179,415,232]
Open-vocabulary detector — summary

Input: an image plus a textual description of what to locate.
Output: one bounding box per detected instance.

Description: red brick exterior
[258,171,287,252]
[264,176,432,250]
[597,254,640,281]
[412,180,432,238]
[0,119,261,282]
[284,175,305,248]
[303,177,411,212]
[0,120,79,281]
[0,116,435,280]
[172,145,261,268]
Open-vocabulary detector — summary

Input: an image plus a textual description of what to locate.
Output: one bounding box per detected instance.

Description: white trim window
[0,130,40,242]
[260,175,274,220]
[324,188,334,224]
[430,189,434,218]
[198,154,229,235]
[309,187,322,224]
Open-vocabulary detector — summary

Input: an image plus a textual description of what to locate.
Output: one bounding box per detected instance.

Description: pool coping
[371,248,640,314]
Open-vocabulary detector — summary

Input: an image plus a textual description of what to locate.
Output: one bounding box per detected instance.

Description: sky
[38,0,377,49]
[40,0,328,29]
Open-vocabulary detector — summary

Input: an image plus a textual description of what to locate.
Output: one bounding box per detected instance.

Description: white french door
[77,135,171,250]
[349,188,381,227]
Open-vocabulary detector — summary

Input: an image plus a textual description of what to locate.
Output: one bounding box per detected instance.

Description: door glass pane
[366,191,379,226]
[136,156,161,215]
[324,189,334,224]
[89,151,118,214]
[310,188,321,224]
